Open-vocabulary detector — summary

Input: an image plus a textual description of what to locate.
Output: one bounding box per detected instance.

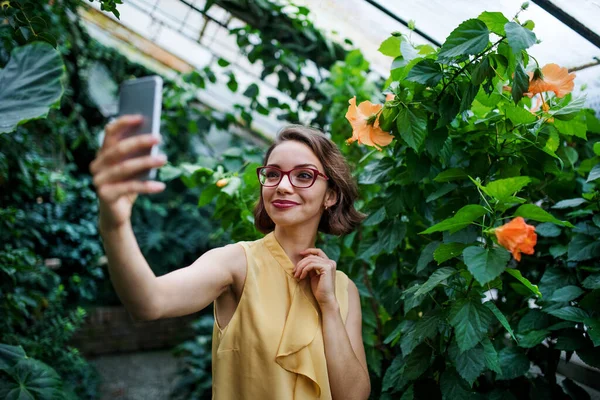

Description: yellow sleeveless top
[211,232,350,399]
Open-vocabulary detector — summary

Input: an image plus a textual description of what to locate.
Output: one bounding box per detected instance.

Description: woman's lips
[272,201,298,209]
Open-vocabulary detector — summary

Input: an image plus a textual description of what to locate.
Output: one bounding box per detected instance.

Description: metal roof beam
[532,0,600,51]
[363,0,442,47]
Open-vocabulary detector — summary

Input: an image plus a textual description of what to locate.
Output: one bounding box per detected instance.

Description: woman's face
[262,140,335,230]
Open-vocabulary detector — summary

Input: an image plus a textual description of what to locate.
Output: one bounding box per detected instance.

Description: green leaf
[438,19,490,61]
[414,267,457,297]
[518,309,550,333]
[485,301,518,342]
[485,176,531,201]
[396,105,428,152]
[402,343,433,380]
[582,274,600,290]
[514,204,574,228]
[440,368,475,400]
[549,244,568,258]
[364,207,386,226]
[406,59,443,86]
[584,318,600,347]
[379,105,399,132]
[0,42,66,134]
[434,242,469,264]
[554,118,587,139]
[449,341,486,386]
[426,183,458,203]
[512,62,529,104]
[379,36,402,58]
[587,164,600,182]
[549,285,584,302]
[400,310,442,355]
[471,56,492,86]
[421,204,487,234]
[504,104,537,124]
[481,338,502,374]
[463,246,510,285]
[517,329,550,348]
[243,83,259,98]
[449,297,493,352]
[547,306,590,322]
[535,222,561,237]
[504,22,537,53]
[381,354,407,392]
[0,358,63,399]
[0,344,26,370]
[568,235,600,261]
[434,168,468,182]
[506,268,542,297]
[594,142,600,156]
[217,58,230,67]
[417,241,440,273]
[577,347,600,369]
[497,347,530,380]
[478,11,509,36]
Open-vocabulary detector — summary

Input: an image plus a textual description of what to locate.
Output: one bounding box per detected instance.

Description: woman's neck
[273,226,318,266]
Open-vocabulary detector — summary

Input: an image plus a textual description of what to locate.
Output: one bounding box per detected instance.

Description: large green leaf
[449,297,493,352]
[481,338,502,374]
[396,105,428,152]
[485,301,518,342]
[406,59,443,86]
[438,19,490,61]
[0,344,26,370]
[514,204,574,227]
[478,11,509,36]
[506,268,542,297]
[584,318,600,347]
[0,358,63,400]
[440,369,475,400]
[449,341,486,386]
[379,36,402,58]
[434,242,469,264]
[549,285,584,302]
[497,347,530,380]
[511,62,529,104]
[414,267,457,297]
[421,204,487,234]
[504,22,537,53]
[402,343,433,380]
[547,306,590,323]
[463,246,510,285]
[400,310,443,355]
[0,42,66,134]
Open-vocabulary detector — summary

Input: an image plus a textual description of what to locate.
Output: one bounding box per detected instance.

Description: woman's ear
[325,188,338,208]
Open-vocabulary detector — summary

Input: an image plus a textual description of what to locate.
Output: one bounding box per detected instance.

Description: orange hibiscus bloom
[386,93,395,102]
[494,217,537,261]
[526,63,575,98]
[345,96,394,151]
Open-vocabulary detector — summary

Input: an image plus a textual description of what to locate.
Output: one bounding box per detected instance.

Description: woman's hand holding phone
[90,115,167,232]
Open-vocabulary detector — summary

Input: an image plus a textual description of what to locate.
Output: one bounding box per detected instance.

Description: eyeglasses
[256,166,329,188]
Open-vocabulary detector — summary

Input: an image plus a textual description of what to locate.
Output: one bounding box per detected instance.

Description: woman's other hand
[293,248,337,308]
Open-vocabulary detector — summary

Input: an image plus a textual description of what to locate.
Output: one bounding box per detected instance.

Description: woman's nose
[276,174,294,192]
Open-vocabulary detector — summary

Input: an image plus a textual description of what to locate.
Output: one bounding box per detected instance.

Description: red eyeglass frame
[256,166,329,188]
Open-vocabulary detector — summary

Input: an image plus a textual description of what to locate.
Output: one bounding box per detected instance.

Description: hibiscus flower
[525,63,575,98]
[494,217,537,261]
[345,96,394,151]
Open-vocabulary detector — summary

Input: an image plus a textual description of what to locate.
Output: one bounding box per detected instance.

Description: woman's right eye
[266,170,280,178]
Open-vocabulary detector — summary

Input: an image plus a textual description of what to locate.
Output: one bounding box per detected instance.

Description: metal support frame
[362,0,442,47]
[532,0,600,51]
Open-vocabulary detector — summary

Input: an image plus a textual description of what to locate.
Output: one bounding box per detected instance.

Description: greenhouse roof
[83,0,600,137]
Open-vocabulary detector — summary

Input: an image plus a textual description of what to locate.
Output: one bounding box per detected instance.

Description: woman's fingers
[104,115,143,144]
[91,133,160,174]
[300,248,329,259]
[97,180,166,203]
[294,255,335,279]
[93,154,167,188]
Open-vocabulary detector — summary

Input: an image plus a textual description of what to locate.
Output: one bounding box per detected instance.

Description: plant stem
[437,37,506,100]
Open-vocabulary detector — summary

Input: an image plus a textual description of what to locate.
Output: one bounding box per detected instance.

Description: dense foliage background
[1,1,599,399]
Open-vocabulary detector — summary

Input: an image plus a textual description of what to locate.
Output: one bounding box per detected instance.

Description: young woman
[90,116,371,400]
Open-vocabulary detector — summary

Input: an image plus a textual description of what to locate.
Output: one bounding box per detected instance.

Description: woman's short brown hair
[254,125,365,236]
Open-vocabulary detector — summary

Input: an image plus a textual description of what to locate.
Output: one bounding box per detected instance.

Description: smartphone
[118,75,163,180]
